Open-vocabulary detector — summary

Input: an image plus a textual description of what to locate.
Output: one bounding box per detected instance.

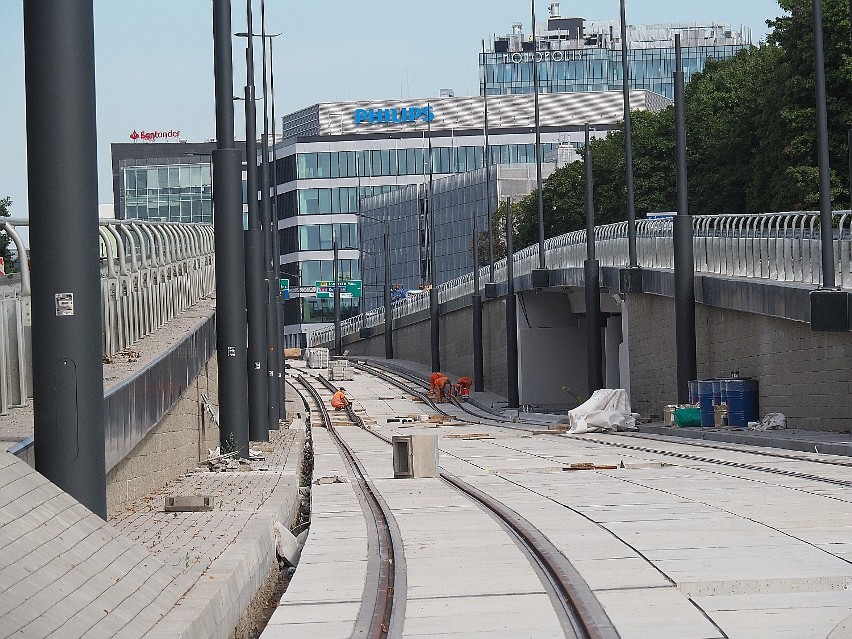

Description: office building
[111,140,247,223]
[481,2,750,100]
[272,90,670,344]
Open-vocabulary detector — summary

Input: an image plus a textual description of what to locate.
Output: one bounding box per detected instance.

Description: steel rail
[335,366,616,639]
[356,361,852,475]
[295,374,403,639]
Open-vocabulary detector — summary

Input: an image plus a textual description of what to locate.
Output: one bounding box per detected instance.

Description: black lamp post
[235,0,269,442]
[530,1,549,289]
[211,0,249,458]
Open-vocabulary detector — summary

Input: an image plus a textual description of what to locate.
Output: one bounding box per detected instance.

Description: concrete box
[392,433,439,478]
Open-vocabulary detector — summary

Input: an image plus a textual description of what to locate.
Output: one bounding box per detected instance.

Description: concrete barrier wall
[106,354,220,514]
[627,293,852,432]
[345,298,509,398]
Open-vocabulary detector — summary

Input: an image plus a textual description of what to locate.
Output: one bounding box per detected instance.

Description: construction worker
[331,387,349,411]
[429,372,447,397]
[455,376,473,400]
[434,374,452,403]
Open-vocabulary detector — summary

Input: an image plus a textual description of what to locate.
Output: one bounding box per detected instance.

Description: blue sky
[1,0,783,218]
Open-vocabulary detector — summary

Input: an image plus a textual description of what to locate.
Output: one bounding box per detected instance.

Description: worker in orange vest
[434,375,452,403]
[429,372,447,397]
[331,387,349,411]
[455,376,473,399]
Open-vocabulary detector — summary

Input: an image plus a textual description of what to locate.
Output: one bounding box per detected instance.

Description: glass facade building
[111,141,247,223]
[482,10,751,100]
[121,161,212,223]
[359,165,555,312]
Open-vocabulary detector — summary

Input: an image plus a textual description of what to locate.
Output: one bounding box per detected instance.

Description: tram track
[354,360,852,489]
[307,370,617,639]
[294,374,405,639]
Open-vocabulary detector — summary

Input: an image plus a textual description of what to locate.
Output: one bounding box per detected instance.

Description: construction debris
[444,433,494,440]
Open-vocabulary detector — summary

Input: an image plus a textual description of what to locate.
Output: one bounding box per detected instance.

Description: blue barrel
[725,378,759,427]
[688,380,699,404]
[697,379,716,427]
[711,379,723,409]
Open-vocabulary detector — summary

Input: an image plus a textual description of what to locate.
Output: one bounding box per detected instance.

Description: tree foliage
[0,197,15,271]
[506,0,852,248]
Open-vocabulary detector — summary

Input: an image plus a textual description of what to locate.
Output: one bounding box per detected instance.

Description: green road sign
[279,278,289,292]
[315,280,362,298]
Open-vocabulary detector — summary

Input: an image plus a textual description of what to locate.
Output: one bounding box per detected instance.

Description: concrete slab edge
[637,425,852,459]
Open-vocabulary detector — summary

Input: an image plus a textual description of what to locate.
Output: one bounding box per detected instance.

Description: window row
[280,223,360,254]
[124,164,211,191]
[276,185,401,219]
[294,143,557,181]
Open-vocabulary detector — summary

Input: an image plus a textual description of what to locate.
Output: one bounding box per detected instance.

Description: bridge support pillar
[584,260,603,394]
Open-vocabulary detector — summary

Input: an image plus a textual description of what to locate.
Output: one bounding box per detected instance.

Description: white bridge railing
[308,212,852,347]
[0,219,215,414]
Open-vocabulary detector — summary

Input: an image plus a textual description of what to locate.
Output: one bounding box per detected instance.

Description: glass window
[317,153,331,178]
[299,189,319,214]
[318,189,331,214]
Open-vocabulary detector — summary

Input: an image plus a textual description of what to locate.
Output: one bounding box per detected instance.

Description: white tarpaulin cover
[567,389,639,434]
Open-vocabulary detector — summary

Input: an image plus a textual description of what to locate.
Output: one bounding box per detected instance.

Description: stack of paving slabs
[328,359,353,381]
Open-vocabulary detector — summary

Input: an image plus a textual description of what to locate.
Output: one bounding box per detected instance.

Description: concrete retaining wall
[345,298,509,398]
[106,354,220,515]
[627,293,852,432]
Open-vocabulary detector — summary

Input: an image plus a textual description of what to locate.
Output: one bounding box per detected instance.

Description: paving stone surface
[0,421,301,639]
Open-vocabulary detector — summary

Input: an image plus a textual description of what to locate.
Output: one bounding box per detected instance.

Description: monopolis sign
[129,129,181,142]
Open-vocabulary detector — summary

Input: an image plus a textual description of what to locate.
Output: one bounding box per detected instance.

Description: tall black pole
[383,228,394,359]
[24,1,106,517]
[472,201,485,392]
[532,0,546,270]
[428,108,441,372]
[482,39,496,282]
[212,0,249,458]
[848,129,852,211]
[814,0,836,288]
[267,26,286,419]
[673,34,697,403]
[584,125,604,394]
[505,197,519,408]
[620,0,638,267]
[241,1,269,442]
[257,2,281,428]
[333,236,342,356]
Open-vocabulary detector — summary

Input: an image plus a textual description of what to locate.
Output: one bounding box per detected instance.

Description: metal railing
[0,219,215,413]
[308,212,852,346]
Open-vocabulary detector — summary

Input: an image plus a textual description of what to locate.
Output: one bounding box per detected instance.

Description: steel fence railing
[307,212,852,347]
[0,219,215,408]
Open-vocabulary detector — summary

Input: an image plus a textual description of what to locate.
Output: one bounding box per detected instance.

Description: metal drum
[725,378,759,427]
[697,379,716,427]
[688,380,699,404]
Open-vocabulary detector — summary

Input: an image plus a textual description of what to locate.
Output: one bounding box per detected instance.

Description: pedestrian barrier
[0,219,215,410]
[308,212,852,346]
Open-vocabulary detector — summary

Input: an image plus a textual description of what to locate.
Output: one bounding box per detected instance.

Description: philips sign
[354,106,435,126]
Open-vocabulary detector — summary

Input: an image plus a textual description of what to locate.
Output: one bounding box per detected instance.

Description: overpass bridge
[311,212,852,432]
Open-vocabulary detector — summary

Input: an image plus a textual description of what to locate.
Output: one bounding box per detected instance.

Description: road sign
[279,278,289,292]
[290,285,317,295]
[315,280,362,298]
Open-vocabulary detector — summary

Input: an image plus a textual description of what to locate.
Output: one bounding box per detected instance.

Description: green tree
[760,0,852,210]
[0,197,16,272]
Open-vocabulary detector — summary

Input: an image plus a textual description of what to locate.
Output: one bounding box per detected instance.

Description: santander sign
[129,129,181,142]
